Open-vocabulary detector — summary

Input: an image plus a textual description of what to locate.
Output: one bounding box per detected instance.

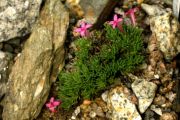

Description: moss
[58,24,144,109]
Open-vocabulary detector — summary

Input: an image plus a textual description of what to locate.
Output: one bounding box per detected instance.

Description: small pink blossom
[125,7,139,26]
[46,97,61,113]
[74,22,92,37]
[109,14,123,29]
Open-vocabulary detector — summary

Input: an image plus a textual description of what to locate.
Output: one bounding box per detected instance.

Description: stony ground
[37,0,180,119]
[0,0,179,120]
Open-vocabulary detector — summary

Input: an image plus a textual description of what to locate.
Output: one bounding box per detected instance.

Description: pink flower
[109,14,123,29]
[125,7,139,26]
[46,97,61,113]
[74,22,92,37]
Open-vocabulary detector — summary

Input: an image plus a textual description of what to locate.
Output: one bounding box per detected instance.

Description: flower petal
[50,97,54,103]
[85,31,90,37]
[133,7,139,12]
[53,101,60,106]
[80,31,86,36]
[85,24,92,29]
[109,21,115,25]
[125,9,133,15]
[74,28,82,32]
[125,7,138,26]
[113,24,116,29]
[46,103,53,108]
[130,13,136,26]
[114,14,118,21]
[81,22,86,28]
[118,18,123,22]
[109,21,114,25]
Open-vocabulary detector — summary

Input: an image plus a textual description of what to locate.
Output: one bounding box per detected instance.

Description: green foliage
[58,24,144,109]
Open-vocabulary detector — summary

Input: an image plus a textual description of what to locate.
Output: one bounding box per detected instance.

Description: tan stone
[2,0,69,119]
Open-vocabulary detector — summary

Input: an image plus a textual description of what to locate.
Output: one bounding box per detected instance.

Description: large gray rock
[0,51,13,99]
[0,0,42,42]
[2,0,69,119]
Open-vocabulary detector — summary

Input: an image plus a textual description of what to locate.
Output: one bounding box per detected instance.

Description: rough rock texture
[2,0,69,119]
[150,105,162,116]
[66,0,118,26]
[102,86,142,120]
[143,28,176,111]
[0,51,13,99]
[70,99,107,120]
[131,75,157,113]
[0,0,42,42]
[141,3,180,61]
[160,112,177,120]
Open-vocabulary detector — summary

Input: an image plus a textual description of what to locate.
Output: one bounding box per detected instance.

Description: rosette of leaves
[58,24,144,109]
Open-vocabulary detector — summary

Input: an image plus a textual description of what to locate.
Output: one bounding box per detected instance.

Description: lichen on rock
[102,85,142,120]
[141,3,180,61]
[0,0,42,42]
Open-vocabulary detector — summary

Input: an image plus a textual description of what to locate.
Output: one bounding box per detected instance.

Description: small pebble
[74,106,80,116]
[153,95,166,105]
[160,112,177,120]
[89,111,96,118]
[154,74,160,79]
[161,74,172,84]
[150,105,162,115]
[160,81,175,94]
[83,99,91,105]
[95,98,108,112]
[95,107,105,117]
[161,101,172,108]
[71,115,76,120]
[165,92,176,102]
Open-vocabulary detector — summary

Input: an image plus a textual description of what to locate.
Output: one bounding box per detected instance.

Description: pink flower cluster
[74,22,92,37]
[125,7,139,26]
[74,7,139,37]
[46,97,61,113]
[109,14,123,29]
[109,7,139,29]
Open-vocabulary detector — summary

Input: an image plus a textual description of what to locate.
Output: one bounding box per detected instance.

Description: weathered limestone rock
[66,0,118,26]
[141,3,180,61]
[2,0,69,119]
[0,51,13,99]
[102,86,142,120]
[0,0,42,42]
[131,76,157,113]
